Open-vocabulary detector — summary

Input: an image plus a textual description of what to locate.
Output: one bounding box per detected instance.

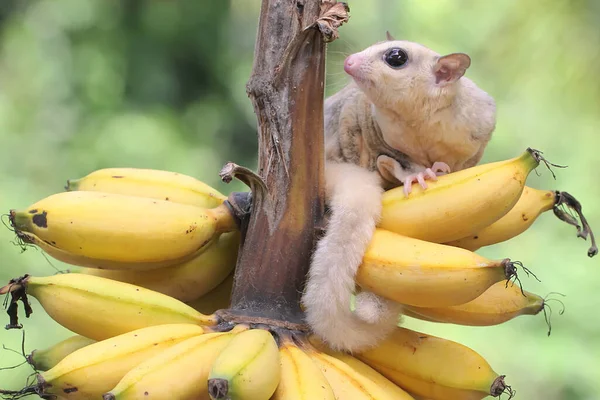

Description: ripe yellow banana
[66,167,227,208]
[10,191,236,265]
[306,348,414,400]
[272,339,336,400]
[404,281,545,326]
[27,335,96,371]
[1,274,215,340]
[313,342,415,399]
[208,328,281,400]
[187,273,233,314]
[78,232,240,302]
[34,324,205,400]
[356,327,512,400]
[379,149,540,243]
[356,229,524,307]
[446,186,556,251]
[104,327,247,400]
[16,229,211,271]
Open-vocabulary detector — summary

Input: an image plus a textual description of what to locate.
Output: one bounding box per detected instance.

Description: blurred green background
[0,0,598,398]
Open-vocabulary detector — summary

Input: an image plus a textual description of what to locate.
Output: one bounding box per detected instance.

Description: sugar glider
[302,33,497,352]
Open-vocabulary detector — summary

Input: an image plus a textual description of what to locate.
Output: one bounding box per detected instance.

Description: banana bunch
[9,167,236,269]
[378,148,595,256]
[27,335,96,371]
[5,168,241,306]
[379,149,540,243]
[6,151,591,316]
[1,149,592,400]
[352,147,588,333]
[29,324,208,399]
[13,319,512,400]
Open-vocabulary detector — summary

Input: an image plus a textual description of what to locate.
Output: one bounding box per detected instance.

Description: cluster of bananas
[1,148,594,399]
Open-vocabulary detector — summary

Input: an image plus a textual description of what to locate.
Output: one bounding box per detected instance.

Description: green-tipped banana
[66,167,227,208]
[28,335,96,371]
[208,329,281,400]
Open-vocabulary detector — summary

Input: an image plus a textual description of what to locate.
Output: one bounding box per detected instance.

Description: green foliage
[0,0,598,398]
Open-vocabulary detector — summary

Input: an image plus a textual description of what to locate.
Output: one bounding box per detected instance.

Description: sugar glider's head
[343,35,471,111]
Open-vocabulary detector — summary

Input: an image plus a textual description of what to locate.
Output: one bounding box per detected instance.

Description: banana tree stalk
[217,0,348,327]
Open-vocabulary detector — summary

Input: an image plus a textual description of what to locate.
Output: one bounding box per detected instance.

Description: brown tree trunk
[218,0,348,327]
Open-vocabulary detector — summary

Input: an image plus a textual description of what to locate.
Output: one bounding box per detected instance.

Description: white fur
[302,162,403,352]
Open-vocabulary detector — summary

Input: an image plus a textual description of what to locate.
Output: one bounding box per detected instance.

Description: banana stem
[64,178,80,191]
[212,202,241,233]
[217,1,348,325]
[552,191,597,257]
[207,378,229,399]
[490,375,514,399]
[527,147,568,179]
[502,259,540,296]
[1,275,32,330]
[0,385,39,399]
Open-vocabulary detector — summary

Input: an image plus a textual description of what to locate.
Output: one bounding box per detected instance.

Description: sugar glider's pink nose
[344,54,362,76]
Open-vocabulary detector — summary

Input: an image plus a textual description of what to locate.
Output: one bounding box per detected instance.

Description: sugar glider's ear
[385,31,395,41]
[433,53,471,85]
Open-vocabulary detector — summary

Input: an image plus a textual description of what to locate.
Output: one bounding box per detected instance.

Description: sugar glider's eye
[383,48,409,68]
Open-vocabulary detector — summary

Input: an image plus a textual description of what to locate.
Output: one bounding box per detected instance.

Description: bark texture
[225,0,348,325]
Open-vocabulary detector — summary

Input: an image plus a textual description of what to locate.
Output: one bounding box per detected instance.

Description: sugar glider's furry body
[302,37,497,352]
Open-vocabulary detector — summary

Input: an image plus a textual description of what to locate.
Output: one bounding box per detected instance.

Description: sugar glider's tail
[302,162,402,352]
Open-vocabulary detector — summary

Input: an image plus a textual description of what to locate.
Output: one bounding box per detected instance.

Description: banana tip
[65,178,80,191]
[0,275,30,294]
[0,283,17,295]
[25,351,35,366]
[490,375,514,398]
[7,209,16,228]
[102,393,116,400]
[207,378,229,399]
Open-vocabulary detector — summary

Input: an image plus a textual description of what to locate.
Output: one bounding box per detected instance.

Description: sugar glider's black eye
[383,48,409,68]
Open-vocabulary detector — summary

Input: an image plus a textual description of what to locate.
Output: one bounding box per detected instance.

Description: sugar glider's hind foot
[353,291,394,324]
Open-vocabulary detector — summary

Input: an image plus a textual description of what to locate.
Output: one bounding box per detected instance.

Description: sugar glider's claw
[424,168,438,180]
[416,173,428,189]
[402,171,433,197]
[403,180,413,196]
[402,163,452,197]
[431,161,451,175]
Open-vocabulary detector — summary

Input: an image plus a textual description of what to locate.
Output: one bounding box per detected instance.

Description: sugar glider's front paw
[353,292,390,324]
[431,161,451,176]
[402,161,452,196]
